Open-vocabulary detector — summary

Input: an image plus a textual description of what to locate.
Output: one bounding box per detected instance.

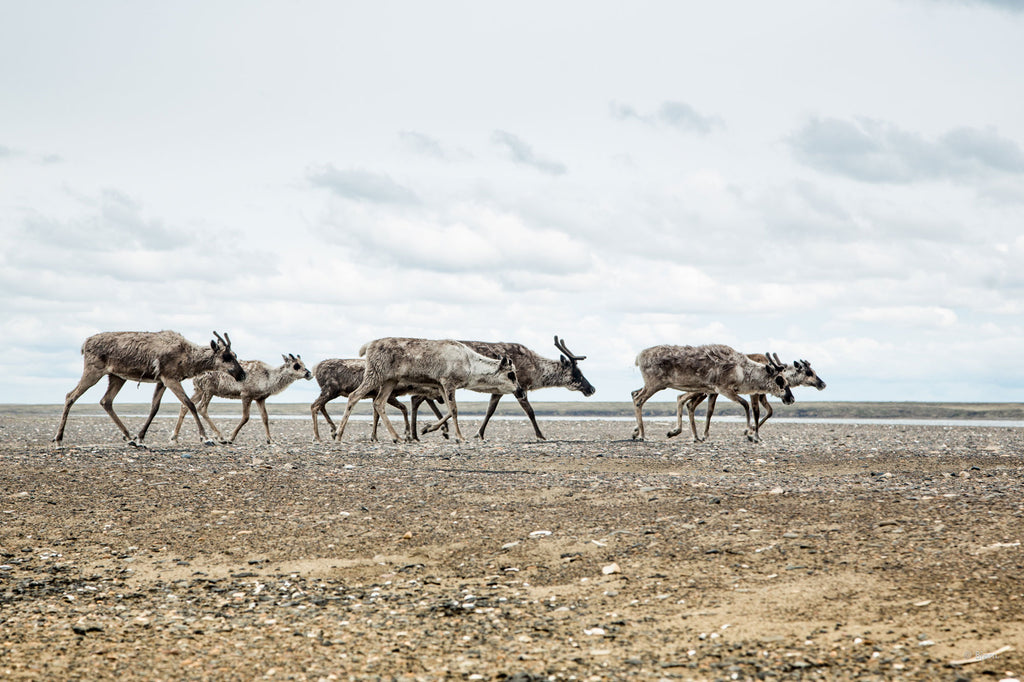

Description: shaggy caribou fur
[53,330,245,445]
[670,354,827,442]
[170,354,312,444]
[630,344,794,443]
[309,358,448,443]
[411,335,596,440]
[333,338,524,444]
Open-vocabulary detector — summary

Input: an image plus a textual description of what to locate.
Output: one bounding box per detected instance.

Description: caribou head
[765,351,795,405]
[283,353,313,381]
[212,331,246,381]
[554,335,596,397]
[793,359,826,390]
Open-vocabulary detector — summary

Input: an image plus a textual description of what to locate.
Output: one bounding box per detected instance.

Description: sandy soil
[1,409,1022,681]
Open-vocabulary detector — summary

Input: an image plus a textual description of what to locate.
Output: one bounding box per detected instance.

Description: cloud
[788,117,1024,183]
[19,189,181,253]
[399,131,448,159]
[838,305,958,328]
[491,130,567,176]
[307,165,420,204]
[0,144,12,158]
[610,100,723,134]
[317,201,592,277]
[926,0,1024,12]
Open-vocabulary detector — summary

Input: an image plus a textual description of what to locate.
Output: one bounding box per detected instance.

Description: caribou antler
[213,331,227,347]
[554,335,586,363]
[771,352,785,369]
[765,351,786,372]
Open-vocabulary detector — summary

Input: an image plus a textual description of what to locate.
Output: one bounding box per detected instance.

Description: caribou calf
[54,330,245,445]
[170,354,312,444]
[670,355,827,442]
[413,335,596,441]
[631,344,793,443]
[333,338,524,443]
[309,358,447,443]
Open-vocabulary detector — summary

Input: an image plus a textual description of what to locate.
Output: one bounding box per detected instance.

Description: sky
[2,0,1023,407]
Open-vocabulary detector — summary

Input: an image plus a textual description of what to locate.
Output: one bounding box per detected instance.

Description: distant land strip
[4,402,1024,421]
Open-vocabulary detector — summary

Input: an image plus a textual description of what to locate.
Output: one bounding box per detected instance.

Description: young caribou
[309,358,447,443]
[333,338,524,444]
[169,354,312,444]
[53,330,245,445]
[412,335,596,440]
[669,355,826,442]
[630,344,794,443]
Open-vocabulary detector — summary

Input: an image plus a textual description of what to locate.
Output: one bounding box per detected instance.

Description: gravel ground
[1,409,1023,681]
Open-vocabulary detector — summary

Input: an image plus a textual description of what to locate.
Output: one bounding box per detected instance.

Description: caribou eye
[293,363,301,371]
[776,376,785,387]
[507,372,516,382]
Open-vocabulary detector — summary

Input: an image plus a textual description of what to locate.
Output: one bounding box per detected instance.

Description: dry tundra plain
[1,403,1023,681]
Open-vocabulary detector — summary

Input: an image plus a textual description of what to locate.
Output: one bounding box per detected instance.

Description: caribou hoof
[203,439,217,446]
[666,429,680,439]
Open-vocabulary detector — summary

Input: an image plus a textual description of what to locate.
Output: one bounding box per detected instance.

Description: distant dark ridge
[5,401,1024,421]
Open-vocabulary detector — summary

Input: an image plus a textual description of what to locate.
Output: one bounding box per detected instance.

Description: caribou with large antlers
[53,330,245,445]
[413,335,596,440]
[669,354,826,442]
[630,344,794,443]
[169,353,312,444]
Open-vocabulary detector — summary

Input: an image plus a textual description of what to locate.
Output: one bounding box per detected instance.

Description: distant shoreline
[6,401,1024,421]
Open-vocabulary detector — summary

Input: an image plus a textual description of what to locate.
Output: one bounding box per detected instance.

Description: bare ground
[1,408,1023,681]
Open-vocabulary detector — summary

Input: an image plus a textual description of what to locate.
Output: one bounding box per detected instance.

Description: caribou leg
[630,384,664,441]
[700,393,719,442]
[99,375,132,442]
[53,361,110,444]
[310,388,340,443]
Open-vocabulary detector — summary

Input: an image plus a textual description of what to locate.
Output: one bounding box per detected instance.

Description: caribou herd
[52,330,826,447]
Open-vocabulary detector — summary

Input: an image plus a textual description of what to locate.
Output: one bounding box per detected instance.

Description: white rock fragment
[529,530,552,537]
[601,563,621,575]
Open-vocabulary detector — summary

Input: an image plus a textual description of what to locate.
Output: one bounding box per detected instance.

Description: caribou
[669,355,827,442]
[332,338,524,443]
[309,358,448,443]
[412,335,596,440]
[169,353,312,444]
[53,330,245,445]
[631,344,794,443]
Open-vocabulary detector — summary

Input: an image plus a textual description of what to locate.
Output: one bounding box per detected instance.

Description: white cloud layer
[1,1,1023,408]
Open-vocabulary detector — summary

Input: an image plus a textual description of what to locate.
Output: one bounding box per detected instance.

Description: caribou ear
[211,340,217,352]
[283,354,290,364]
[561,355,570,367]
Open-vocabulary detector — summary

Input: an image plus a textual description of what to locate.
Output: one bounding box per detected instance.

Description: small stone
[602,563,621,575]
